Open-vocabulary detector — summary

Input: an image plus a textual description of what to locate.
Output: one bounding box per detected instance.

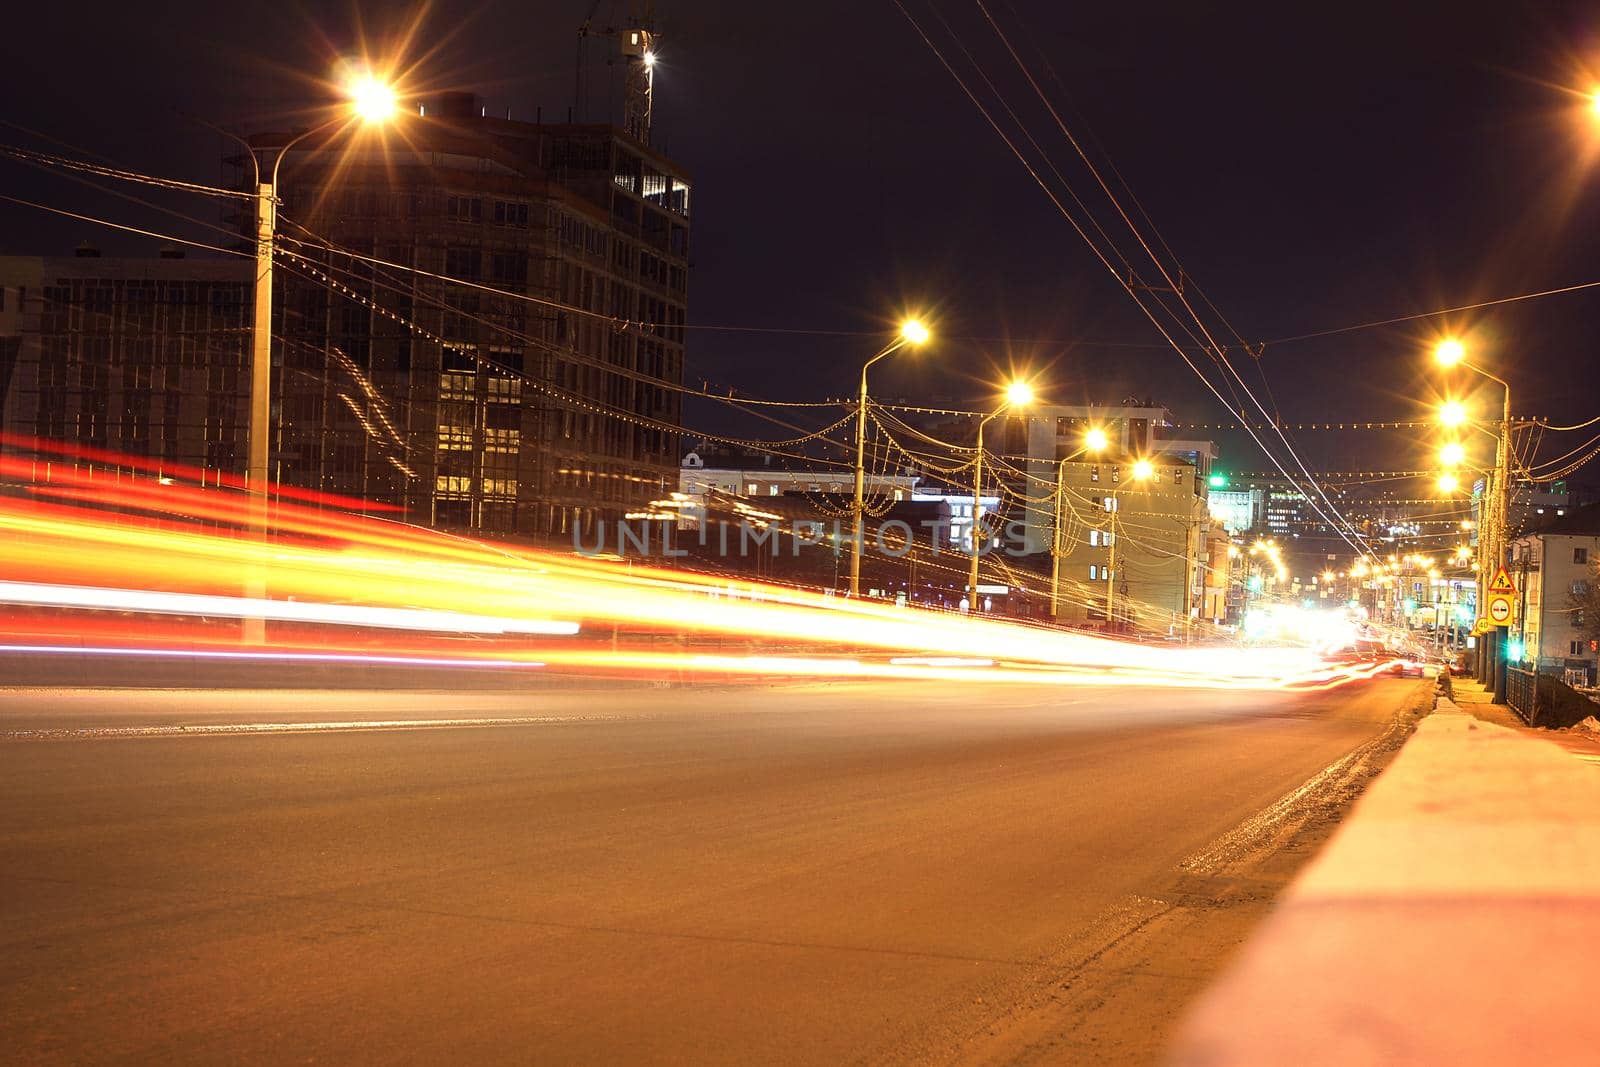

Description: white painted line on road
[1,715,639,742]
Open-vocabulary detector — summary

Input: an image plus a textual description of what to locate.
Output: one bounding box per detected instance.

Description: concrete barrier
[1168,698,1600,1066]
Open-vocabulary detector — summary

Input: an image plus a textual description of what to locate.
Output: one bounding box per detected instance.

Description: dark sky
[5,0,1600,479]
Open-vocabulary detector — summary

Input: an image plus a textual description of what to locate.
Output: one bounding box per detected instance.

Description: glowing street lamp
[1430,335,1514,700]
[1439,441,1467,467]
[1439,400,1468,427]
[223,74,400,643]
[1052,425,1111,618]
[350,75,398,122]
[1103,457,1154,631]
[969,381,1034,608]
[849,318,931,596]
[1438,472,1460,493]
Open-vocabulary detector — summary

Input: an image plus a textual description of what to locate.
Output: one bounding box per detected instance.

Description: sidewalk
[1450,674,1600,766]
[1167,694,1600,1066]
[1445,674,1525,729]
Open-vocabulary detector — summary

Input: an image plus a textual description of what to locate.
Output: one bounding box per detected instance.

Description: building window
[1089,565,1099,580]
[1090,465,1100,482]
[1576,547,1589,564]
[1573,641,1584,656]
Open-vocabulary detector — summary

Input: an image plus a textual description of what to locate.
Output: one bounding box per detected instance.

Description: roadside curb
[1166,688,1600,1065]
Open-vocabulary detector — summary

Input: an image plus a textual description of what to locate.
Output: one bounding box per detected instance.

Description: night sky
[5,0,1600,481]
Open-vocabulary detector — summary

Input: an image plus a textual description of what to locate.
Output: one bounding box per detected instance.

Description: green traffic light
[1208,473,1228,488]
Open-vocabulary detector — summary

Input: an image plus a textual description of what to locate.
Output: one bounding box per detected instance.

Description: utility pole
[1050,458,1067,618]
[968,385,1035,610]
[1492,383,1512,703]
[219,89,396,643]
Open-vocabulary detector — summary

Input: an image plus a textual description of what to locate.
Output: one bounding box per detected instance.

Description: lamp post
[1104,458,1154,632]
[1050,427,1107,619]
[849,319,929,598]
[223,76,397,642]
[1434,338,1514,702]
[968,381,1033,611]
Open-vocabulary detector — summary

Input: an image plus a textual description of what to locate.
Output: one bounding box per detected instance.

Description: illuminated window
[438,424,473,451]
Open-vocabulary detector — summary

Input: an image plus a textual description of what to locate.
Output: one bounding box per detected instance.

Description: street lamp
[1049,426,1109,618]
[1431,337,1514,701]
[1104,457,1154,632]
[1437,473,1460,493]
[229,75,399,642]
[849,318,930,597]
[1439,441,1467,467]
[967,381,1033,610]
[1438,400,1468,427]
[350,76,399,122]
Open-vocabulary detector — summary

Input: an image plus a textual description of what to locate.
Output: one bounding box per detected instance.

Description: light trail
[0,581,579,635]
[0,437,1381,692]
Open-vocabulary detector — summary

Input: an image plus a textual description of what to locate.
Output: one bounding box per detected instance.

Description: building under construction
[239,72,690,541]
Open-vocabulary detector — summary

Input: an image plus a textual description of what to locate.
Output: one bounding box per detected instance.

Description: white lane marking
[1,715,637,742]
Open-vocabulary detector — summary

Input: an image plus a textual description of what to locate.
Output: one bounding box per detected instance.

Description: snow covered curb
[1167,697,1600,1066]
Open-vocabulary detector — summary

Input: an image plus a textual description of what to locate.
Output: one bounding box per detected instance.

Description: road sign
[1487,567,1517,595]
[1486,593,1515,626]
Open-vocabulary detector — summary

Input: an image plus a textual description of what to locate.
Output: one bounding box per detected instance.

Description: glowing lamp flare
[1437,473,1460,493]
[1005,381,1034,407]
[1084,427,1109,452]
[350,75,398,123]
[1439,441,1466,467]
[900,319,931,345]
[1439,401,1468,427]
[1131,458,1155,481]
[1434,338,1466,367]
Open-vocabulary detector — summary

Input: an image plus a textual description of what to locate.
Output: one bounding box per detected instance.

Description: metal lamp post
[1050,429,1107,619]
[220,81,397,642]
[967,383,1033,612]
[849,319,928,598]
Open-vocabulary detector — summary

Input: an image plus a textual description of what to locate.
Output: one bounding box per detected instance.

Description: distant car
[1388,658,1427,678]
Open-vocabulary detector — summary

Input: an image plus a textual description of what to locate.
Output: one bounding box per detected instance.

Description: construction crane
[575,1,658,144]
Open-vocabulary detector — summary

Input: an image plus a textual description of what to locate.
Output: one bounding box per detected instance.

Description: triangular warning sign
[1487,567,1516,594]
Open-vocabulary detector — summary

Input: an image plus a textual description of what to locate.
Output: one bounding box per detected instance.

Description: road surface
[0,672,1426,1064]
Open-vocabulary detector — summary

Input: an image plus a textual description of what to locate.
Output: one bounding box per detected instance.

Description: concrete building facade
[1020,403,1215,628]
[1510,503,1600,686]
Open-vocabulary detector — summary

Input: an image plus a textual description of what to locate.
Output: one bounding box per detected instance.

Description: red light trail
[0,438,1382,691]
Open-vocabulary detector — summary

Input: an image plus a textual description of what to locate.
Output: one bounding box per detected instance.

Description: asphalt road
[0,673,1424,1064]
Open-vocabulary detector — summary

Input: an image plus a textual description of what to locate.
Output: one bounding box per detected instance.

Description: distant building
[0,253,251,476]
[1509,503,1600,685]
[678,445,920,519]
[1207,488,1262,535]
[1020,402,1215,629]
